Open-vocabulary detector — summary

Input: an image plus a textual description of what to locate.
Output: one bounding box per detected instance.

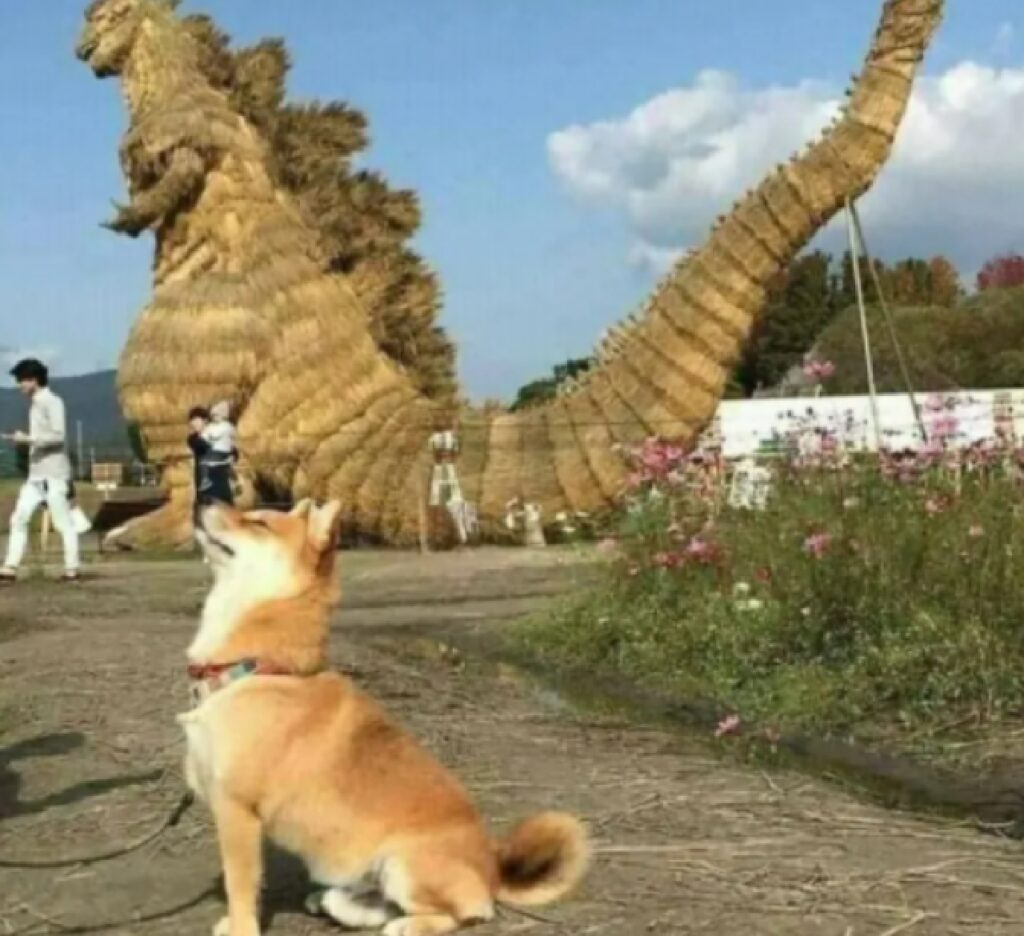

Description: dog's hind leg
[380,852,493,936]
[211,795,263,936]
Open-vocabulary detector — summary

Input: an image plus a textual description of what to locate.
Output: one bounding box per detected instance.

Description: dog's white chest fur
[177,685,243,803]
[180,714,217,802]
[189,586,255,660]
[188,553,296,661]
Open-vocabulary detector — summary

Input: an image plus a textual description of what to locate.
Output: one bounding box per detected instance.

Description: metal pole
[849,203,928,445]
[845,198,882,451]
[76,421,84,480]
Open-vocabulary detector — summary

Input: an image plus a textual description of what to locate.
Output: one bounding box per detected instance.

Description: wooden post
[417,467,430,555]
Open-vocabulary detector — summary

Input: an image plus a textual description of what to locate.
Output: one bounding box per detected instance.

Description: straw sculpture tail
[78,0,944,547]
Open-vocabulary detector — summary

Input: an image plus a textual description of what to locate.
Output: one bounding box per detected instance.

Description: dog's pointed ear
[290,499,312,519]
[307,500,342,552]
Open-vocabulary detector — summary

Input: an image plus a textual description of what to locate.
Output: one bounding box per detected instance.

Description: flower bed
[517,435,1024,771]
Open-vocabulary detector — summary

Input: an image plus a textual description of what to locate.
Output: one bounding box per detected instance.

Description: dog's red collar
[187,660,291,680]
[187,659,291,706]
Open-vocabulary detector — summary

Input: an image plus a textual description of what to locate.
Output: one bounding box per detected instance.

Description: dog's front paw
[212,916,260,936]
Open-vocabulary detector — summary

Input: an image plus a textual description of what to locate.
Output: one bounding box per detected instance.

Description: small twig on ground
[20,904,75,932]
[877,912,934,936]
[497,902,559,925]
[592,792,666,830]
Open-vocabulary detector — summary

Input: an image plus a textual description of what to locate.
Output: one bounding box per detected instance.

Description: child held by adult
[187,402,239,512]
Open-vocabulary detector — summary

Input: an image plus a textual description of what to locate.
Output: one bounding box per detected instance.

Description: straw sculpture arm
[79,0,944,548]
[103,147,206,236]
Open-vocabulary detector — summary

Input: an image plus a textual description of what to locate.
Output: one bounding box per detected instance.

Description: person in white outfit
[203,400,237,461]
[1,359,80,583]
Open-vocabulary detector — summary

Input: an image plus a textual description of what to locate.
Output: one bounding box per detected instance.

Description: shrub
[817,286,1024,394]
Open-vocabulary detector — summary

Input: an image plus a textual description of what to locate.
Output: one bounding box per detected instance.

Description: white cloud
[548,59,1024,281]
[626,242,685,276]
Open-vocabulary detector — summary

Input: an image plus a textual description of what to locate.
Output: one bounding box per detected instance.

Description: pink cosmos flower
[625,438,691,487]
[652,551,684,569]
[715,714,742,738]
[803,532,832,558]
[968,524,984,539]
[685,537,710,558]
[931,413,958,439]
[802,360,835,382]
[684,537,720,565]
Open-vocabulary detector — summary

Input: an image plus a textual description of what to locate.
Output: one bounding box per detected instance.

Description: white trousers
[4,480,80,572]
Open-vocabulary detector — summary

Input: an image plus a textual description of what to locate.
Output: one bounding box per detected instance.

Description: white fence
[705,389,1024,458]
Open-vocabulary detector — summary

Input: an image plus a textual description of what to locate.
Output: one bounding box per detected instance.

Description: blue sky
[2,1,1022,398]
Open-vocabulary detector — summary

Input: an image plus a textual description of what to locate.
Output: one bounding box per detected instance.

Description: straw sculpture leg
[78,0,944,548]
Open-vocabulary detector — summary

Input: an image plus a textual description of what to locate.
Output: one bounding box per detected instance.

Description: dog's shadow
[2,735,313,926]
[0,732,162,821]
[260,844,315,928]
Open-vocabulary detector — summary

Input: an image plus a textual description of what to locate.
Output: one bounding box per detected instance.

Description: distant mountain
[0,370,131,466]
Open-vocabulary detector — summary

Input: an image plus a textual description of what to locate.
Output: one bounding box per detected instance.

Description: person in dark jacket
[187,406,236,510]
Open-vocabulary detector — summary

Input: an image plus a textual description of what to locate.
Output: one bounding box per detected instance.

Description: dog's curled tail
[494,812,590,907]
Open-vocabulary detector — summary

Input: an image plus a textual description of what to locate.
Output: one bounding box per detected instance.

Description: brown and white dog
[179,501,589,936]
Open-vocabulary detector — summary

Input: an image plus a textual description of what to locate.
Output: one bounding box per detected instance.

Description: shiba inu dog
[180,501,589,936]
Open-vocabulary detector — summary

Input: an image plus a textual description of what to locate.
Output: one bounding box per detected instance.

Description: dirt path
[1,549,1022,935]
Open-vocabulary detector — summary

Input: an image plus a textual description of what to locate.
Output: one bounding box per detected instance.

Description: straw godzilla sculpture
[78,0,943,547]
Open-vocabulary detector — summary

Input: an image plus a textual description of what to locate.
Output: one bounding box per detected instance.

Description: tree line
[511,251,1024,408]
[732,250,962,397]
[795,251,1024,396]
